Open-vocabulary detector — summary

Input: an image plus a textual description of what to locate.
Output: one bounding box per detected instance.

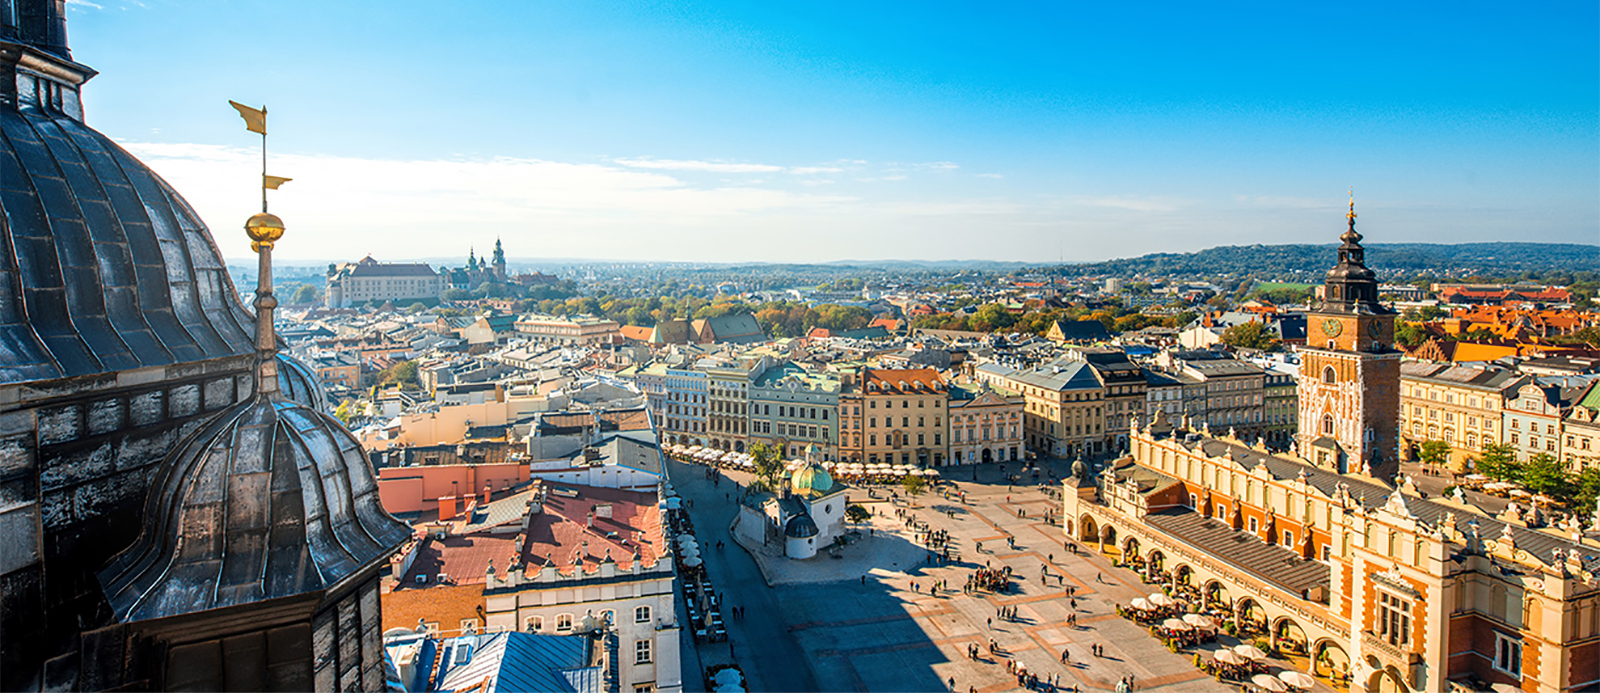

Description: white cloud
[919,161,960,171]
[790,166,844,174]
[66,0,103,9]
[125,143,858,260]
[613,157,786,173]
[977,173,1004,179]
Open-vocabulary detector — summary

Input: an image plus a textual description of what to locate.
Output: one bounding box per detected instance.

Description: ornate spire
[245,212,286,396]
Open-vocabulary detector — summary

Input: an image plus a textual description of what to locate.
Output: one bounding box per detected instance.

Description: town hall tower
[1297,198,1402,481]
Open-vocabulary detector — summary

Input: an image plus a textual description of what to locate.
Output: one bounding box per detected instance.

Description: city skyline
[70,1,1598,262]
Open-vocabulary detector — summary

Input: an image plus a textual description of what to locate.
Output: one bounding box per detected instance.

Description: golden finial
[1348,188,1356,221]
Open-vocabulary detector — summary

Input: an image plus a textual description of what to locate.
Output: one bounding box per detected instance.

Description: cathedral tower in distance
[1297,197,1401,481]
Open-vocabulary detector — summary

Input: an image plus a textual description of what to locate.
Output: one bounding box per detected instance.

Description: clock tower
[1297,197,1401,481]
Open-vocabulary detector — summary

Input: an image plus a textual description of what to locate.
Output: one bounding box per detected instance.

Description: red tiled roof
[521,483,665,574]
[862,367,945,394]
[397,533,520,590]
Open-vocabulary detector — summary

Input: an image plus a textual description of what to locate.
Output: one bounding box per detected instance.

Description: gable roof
[694,312,769,344]
[433,632,602,693]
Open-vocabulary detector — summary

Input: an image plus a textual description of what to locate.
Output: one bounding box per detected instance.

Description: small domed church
[733,447,849,559]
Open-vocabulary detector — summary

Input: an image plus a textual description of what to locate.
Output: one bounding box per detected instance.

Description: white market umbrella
[682,555,702,567]
[1161,618,1192,632]
[663,497,683,509]
[714,685,745,693]
[1148,592,1175,606]
[677,534,696,544]
[1508,489,1532,498]
[1182,613,1216,629]
[1234,644,1268,661]
[1252,674,1287,693]
[1213,649,1243,666]
[1127,598,1155,611]
[1278,671,1315,691]
[711,668,743,687]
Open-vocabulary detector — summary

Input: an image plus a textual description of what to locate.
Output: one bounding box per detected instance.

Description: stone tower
[1297,197,1401,481]
[492,237,506,281]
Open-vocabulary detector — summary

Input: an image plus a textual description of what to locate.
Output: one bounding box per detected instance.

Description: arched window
[1322,366,1337,384]
[1322,414,1335,436]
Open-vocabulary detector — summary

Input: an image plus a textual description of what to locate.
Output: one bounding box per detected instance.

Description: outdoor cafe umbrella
[1182,613,1216,629]
[1234,644,1268,661]
[1161,618,1193,632]
[712,669,744,687]
[1212,649,1243,666]
[682,555,703,568]
[1508,489,1532,499]
[1127,597,1156,612]
[663,497,683,509]
[1252,674,1288,693]
[713,685,745,693]
[1278,670,1316,691]
[1148,592,1176,606]
[677,534,696,544]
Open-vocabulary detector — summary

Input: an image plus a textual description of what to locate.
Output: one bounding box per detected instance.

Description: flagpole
[261,105,268,213]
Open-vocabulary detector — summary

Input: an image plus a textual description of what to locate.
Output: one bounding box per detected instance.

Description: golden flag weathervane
[229,100,291,211]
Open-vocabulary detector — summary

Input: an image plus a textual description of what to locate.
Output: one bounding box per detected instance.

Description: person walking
[1060,648,1070,664]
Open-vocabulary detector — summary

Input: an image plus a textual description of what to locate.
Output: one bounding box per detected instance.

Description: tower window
[1322,367,1336,384]
[1322,414,1334,436]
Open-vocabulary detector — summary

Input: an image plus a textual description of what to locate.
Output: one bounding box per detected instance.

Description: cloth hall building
[1062,209,1600,693]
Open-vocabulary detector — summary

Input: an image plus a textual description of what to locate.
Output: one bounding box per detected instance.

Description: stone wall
[0,358,252,691]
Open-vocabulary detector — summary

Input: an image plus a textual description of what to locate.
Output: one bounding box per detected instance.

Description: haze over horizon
[70,1,1598,263]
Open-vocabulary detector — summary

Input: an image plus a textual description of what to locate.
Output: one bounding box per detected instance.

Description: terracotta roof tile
[521,483,665,574]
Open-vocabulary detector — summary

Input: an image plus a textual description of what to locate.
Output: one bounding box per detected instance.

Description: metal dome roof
[278,352,330,414]
[790,463,833,494]
[97,392,411,622]
[0,96,260,385]
[784,511,819,539]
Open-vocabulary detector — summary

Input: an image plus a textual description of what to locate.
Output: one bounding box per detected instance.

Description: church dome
[278,352,330,414]
[791,462,833,494]
[0,45,258,384]
[98,390,411,621]
[784,511,819,539]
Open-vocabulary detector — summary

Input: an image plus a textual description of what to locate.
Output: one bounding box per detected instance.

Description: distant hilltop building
[441,238,508,290]
[326,255,443,307]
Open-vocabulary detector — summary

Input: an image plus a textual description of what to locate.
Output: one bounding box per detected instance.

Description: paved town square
[668,456,1342,693]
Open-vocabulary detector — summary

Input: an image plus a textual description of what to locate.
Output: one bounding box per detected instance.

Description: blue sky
[67,1,1598,263]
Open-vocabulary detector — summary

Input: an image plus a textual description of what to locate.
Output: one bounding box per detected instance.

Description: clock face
[1322,318,1344,337]
[1368,318,1382,335]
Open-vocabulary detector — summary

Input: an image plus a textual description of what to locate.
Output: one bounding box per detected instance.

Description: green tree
[1394,322,1429,347]
[845,504,872,525]
[1571,466,1600,509]
[375,360,419,389]
[290,283,320,305]
[407,302,427,314]
[902,474,926,497]
[1520,453,1572,499]
[1476,443,1521,482]
[333,399,354,425]
[1418,440,1452,469]
[1403,306,1450,322]
[748,442,783,493]
[1219,321,1282,351]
